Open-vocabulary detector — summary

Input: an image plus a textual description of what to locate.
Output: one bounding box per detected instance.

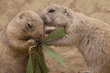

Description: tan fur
[0,10,44,73]
[39,5,110,73]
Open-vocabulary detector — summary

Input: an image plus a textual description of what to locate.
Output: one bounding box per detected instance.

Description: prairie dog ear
[19,13,25,19]
[62,8,68,13]
[64,9,67,13]
[63,9,70,16]
[63,8,73,19]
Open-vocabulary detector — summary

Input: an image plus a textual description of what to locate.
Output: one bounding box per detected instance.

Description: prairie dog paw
[28,39,36,46]
[78,71,90,73]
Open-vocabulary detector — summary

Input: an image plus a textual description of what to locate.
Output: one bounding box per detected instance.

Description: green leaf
[35,60,41,73]
[35,52,48,73]
[26,54,34,73]
[41,44,66,68]
[31,52,36,72]
[35,45,48,73]
[31,52,41,73]
[41,27,66,42]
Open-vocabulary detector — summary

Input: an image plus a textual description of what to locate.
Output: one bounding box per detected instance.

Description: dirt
[0,0,110,73]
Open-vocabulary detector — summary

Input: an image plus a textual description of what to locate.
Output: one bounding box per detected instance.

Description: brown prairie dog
[0,10,44,73]
[39,5,110,73]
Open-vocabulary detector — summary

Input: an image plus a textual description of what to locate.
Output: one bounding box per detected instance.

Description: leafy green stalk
[26,27,66,73]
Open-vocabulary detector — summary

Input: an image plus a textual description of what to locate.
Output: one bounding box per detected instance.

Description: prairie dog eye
[27,21,32,28]
[48,9,55,13]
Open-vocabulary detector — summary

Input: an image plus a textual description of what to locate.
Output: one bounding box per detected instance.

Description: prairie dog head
[6,10,44,50]
[39,4,73,28]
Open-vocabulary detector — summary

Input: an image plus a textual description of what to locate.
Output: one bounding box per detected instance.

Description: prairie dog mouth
[45,26,58,35]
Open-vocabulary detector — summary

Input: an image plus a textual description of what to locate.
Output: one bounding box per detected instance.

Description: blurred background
[0,0,110,73]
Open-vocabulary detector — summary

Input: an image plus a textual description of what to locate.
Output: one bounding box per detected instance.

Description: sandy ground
[0,0,110,73]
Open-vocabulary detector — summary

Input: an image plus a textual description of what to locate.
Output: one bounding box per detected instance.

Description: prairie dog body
[39,5,110,73]
[0,10,44,73]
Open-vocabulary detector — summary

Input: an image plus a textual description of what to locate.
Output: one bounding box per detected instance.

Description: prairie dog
[0,10,44,73]
[39,5,110,73]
